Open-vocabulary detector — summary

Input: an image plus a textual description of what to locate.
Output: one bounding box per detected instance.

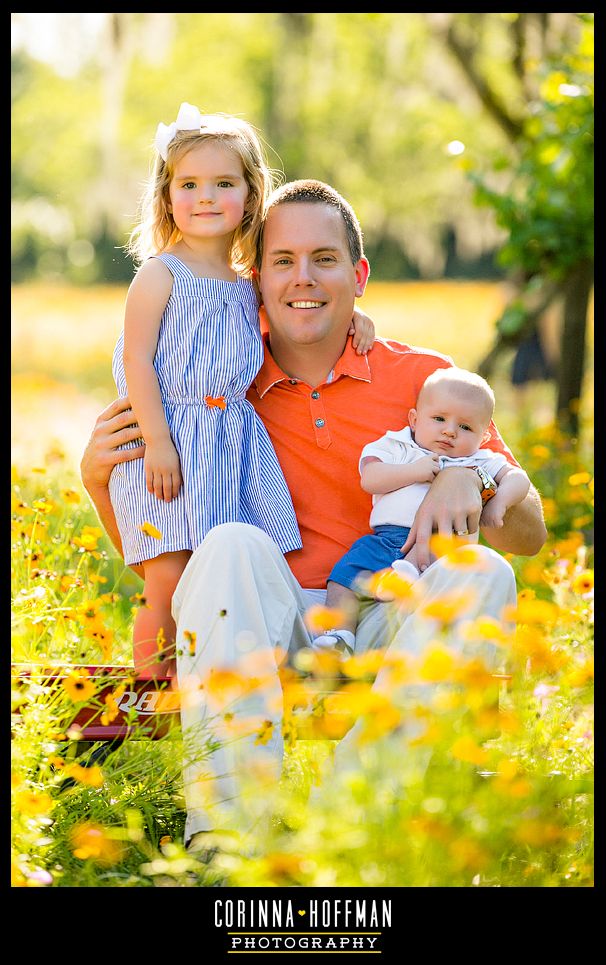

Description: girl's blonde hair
[126,113,278,276]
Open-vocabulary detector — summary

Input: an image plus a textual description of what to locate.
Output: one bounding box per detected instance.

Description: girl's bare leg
[134,550,192,678]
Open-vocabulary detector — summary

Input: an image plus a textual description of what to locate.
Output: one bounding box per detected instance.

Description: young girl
[109,103,374,677]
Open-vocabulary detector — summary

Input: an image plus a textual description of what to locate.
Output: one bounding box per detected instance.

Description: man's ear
[408,408,417,429]
[354,257,371,298]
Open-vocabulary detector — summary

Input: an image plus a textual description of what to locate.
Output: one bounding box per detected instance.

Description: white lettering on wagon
[115,690,180,715]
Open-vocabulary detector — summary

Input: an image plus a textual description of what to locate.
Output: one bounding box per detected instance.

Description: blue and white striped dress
[109,253,302,564]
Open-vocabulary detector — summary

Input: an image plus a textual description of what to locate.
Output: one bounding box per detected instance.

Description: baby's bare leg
[324,581,359,633]
[134,550,191,678]
[311,581,360,653]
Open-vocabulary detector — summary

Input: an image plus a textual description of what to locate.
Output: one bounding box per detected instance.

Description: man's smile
[287,300,327,309]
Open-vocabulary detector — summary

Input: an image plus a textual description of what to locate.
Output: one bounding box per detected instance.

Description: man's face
[258,202,369,348]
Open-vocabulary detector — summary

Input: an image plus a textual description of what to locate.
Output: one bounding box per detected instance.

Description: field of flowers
[11,424,594,889]
[11,283,593,888]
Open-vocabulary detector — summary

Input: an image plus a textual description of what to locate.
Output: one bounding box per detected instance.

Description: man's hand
[400,467,482,571]
[80,396,145,492]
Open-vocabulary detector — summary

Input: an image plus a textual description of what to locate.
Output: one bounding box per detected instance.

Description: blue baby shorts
[328,524,411,590]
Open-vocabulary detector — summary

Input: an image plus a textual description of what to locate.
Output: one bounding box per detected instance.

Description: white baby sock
[311,629,356,654]
[390,559,420,581]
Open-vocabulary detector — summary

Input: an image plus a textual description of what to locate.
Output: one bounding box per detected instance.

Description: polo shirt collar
[253,333,372,399]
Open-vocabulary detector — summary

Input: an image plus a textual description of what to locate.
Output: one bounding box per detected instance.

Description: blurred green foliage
[12,12,591,286]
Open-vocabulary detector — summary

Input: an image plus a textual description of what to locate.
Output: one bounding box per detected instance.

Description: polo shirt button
[311,390,320,399]
[315,418,325,428]
[289,379,297,385]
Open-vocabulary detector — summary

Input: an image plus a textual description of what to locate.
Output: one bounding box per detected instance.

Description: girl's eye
[183,182,196,190]
[460,425,472,431]
[433,416,444,422]
[218,181,233,188]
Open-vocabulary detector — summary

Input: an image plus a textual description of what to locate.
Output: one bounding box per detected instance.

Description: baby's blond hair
[126,113,279,276]
[417,367,496,425]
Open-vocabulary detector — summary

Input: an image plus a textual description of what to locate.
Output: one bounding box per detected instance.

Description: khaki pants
[172,523,516,842]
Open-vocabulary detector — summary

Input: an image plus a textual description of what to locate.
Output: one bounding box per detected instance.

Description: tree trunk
[556,259,593,438]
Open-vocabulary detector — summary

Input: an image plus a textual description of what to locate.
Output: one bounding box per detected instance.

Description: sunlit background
[12,12,593,472]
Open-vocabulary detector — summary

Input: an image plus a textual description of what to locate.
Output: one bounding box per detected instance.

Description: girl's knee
[144,551,191,591]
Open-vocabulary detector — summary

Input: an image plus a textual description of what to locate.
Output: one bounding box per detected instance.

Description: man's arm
[400,468,546,570]
[79,396,146,579]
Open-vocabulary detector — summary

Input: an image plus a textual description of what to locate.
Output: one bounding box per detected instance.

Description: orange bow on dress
[204,395,227,410]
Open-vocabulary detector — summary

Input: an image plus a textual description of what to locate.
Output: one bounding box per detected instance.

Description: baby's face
[409,385,491,458]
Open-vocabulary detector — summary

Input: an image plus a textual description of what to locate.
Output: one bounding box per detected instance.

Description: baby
[312,366,530,653]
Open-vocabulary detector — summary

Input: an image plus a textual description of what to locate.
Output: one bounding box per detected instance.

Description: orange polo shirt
[247,334,518,589]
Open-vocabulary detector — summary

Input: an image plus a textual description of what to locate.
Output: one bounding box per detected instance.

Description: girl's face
[168,141,249,242]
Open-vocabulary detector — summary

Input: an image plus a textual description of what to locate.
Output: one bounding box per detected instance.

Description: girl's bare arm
[122,260,181,503]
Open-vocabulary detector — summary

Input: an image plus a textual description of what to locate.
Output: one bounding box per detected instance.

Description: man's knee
[473,545,515,578]
[192,522,278,563]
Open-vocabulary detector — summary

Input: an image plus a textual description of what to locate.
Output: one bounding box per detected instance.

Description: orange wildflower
[61,668,96,702]
[572,569,594,595]
[139,522,162,539]
[363,568,418,603]
[63,763,104,787]
[304,604,349,634]
[418,589,476,625]
[70,822,124,864]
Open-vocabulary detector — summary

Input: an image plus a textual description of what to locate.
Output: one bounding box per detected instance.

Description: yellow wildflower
[101,685,125,726]
[32,498,55,514]
[568,471,592,487]
[429,535,488,569]
[139,522,163,539]
[504,597,559,626]
[450,735,489,766]
[340,649,387,679]
[254,719,275,746]
[530,445,551,460]
[13,789,54,816]
[183,629,197,656]
[61,668,96,702]
[418,645,456,682]
[72,525,103,551]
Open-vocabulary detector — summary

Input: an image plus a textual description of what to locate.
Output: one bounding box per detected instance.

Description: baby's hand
[144,439,182,502]
[349,309,375,355]
[481,498,506,529]
[416,454,441,483]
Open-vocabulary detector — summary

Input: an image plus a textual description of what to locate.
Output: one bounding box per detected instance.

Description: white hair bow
[154,102,202,161]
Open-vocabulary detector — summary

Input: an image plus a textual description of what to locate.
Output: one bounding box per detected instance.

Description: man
[81,180,546,848]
